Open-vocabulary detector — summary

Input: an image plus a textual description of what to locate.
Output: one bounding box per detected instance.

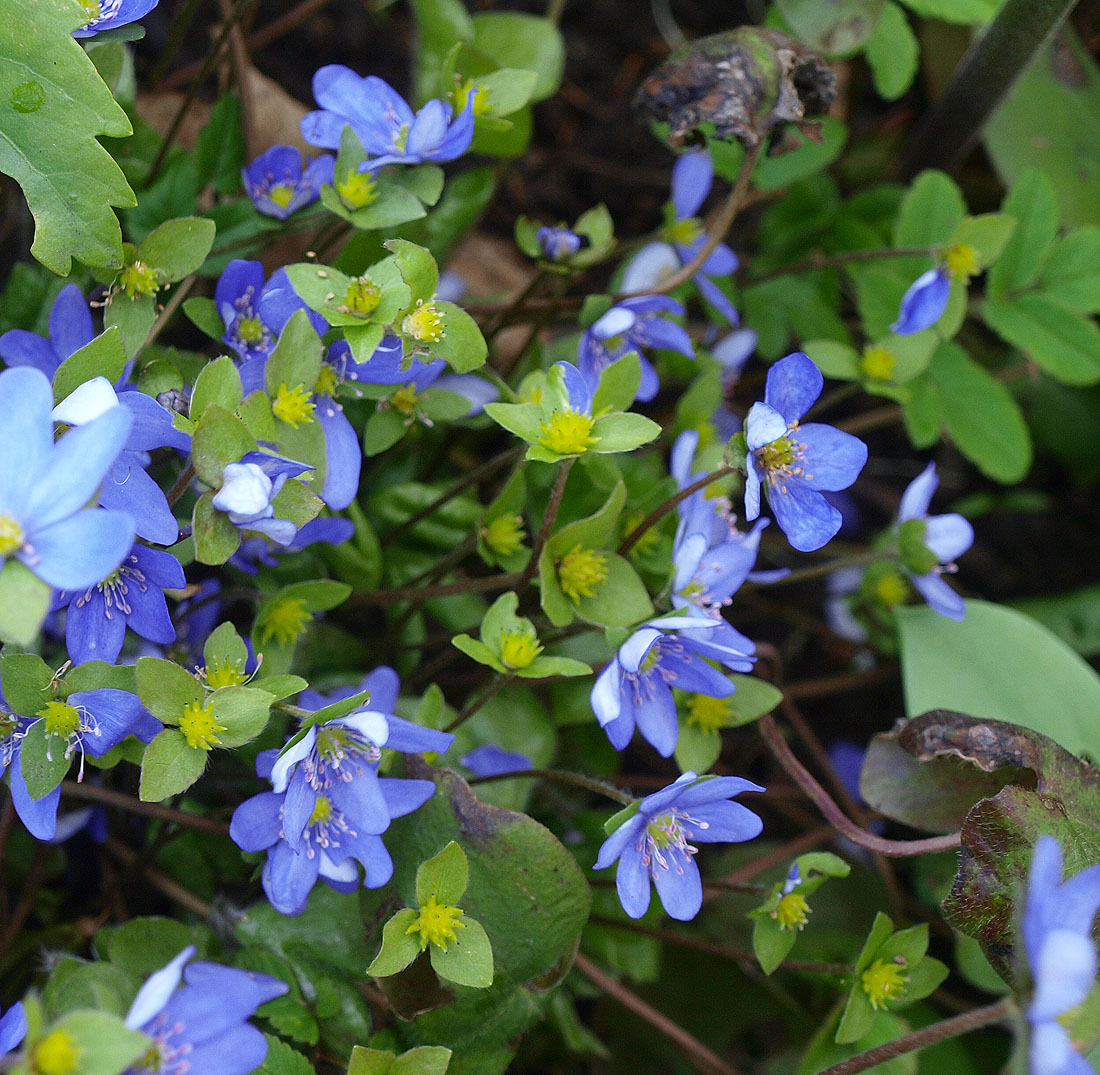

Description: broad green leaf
[727,675,784,726]
[135,656,202,722]
[865,2,918,100]
[367,909,422,978]
[469,12,564,101]
[752,117,848,192]
[19,718,72,799]
[1038,227,1100,313]
[411,0,474,102]
[139,727,207,800]
[591,352,641,414]
[211,685,271,748]
[104,291,155,357]
[803,339,858,380]
[204,621,248,668]
[987,169,1060,297]
[590,412,662,453]
[62,660,136,696]
[364,406,408,456]
[193,490,242,565]
[191,403,256,485]
[775,0,883,56]
[416,840,469,906]
[898,600,1100,760]
[429,917,494,989]
[0,0,136,273]
[195,93,245,195]
[800,1006,914,1075]
[137,216,217,281]
[894,169,966,250]
[387,239,439,303]
[256,1035,314,1075]
[0,653,53,715]
[53,326,127,403]
[982,294,1100,385]
[266,309,323,399]
[1013,582,1100,658]
[428,302,487,372]
[190,355,244,419]
[51,1010,148,1075]
[949,213,1016,267]
[0,559,52,645]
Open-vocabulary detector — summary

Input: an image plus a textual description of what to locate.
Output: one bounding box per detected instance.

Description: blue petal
[330,768,391,835]
[48,284,95,360]
[460,744,532,776]
[0,366,53,518]
[764,352,823,423]
[125,945,194,1029]
[892,268,949,335]
[620,243,679,292]
[924,514,973,562]
[591,660,624,727]
[555,361,593,415]
[99,456,179,545]
[911,572,965,621]
[797,424,868,491]
[316,403,361,510]
[300,109,347,150]
[69,688,143,756]
[898,462,938,521]
[0,1002,27,1055]
[670,429,699,488]
[65,588,127,665]
[671,150,712,219]
[693,271,739,325]
[10,755,60,839]
[262,840,319,916]
[631,681,679,757]
[1030,929,1097,1021]
[770,483,842,553]
[23,510,134,591]
[378,777,436,819]
[0,329,65,379]
[281,770,317,851]
[653,852,702,921]
[1029,1020,1093,1075]
[688,799,763,843]
[382,714,454,755]
[180,1024,271,1075]
[616,845,652,918]
[594,814,645,871]
[744,401,788,452]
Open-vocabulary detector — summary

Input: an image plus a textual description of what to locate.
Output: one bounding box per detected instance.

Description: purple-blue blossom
[0,367,135,590]
[73,0,159,37]
[231,516,355,575]
[301,66,475,170]
[594,771,763,920]
[0,1001,25,1058]
[537,226,582,261]
[461,744,533,777]
[895,462,973,621]
[212,451,313,545]
[578,296,693,403]
[122,945,287,1075]
[744,352,868,553]
[0,284,97,380]
[243,145,334,220]
[1023,836,1100,1075]
[892,268,949,335]
[591,616,754,757]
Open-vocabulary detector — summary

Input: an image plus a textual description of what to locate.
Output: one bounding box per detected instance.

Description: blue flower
[73,0,159,37]
[301,66,475,170]
[460,744,533,777]
[242,145,335,220]
[578,296,693,403]
[0,284,95,379]
[621,149,739,324]
[0,1002,26,1057]
[212,451,313,545]
[55,543,186,665]
[215,260,282,381]
[895,462,973,621]
[891,268,949,335]
[122,945,287,1075]
[537,226,582,261]
[0,367,135,590]
[594,770,763,920]
[591,616,755,757]
[231,516,355,575]
[1023,836,1100,1075]
[744,352,868,553]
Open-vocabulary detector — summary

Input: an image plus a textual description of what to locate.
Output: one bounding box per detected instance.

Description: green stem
[900,0,1079,176]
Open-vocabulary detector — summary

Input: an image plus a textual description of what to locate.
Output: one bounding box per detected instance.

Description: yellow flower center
[538,410,599,456]
[499,629,542,669]
[314,364,339,397]
[406,896,466,951]
[344,277,381,318]
[38,700,81,739]
[773,891,811,931]
[665,217,703,246]
[257,596,311,646]
[483,514,525,557]
[118,259,162,299]
[860,345,896,382]
[272,382,316,427]
[861,957,909,1010]
[267,182,298,210]
[685,694,732,735]
[78,0,101,21]
[0,514,24,556]
[179,699,225,751]
[943,242,979,281]
[389,383,420,416]
[557,545,608,602]
[757,434,797,471]
[235,314,267,345]
[204,657,248,689]
[309,794,333,826]
[402,301,446,344]
[873,571,910,608]
[336,170,379,210]
[33,1029,81,1075]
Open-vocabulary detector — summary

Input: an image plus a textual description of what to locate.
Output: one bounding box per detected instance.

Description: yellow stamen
[557,545,608,602]
[0,515,24,556]
[861,957,909,1010]
[773,891,811,931]
[267,182,298,210]
[33,1029,81,1075]
[38,700,81,739]
[406,896,466,951]
[272,382,316,428]
[314,364,339,397]
[344,277,381,318]
[873,571,909,608]
[944,243,980,281]
[204,657,248,689]
[179,699,225,751]
[499,629,542,669]
[118,259,162,299]
[684,694,732,735]
[483,514,525,558]
[257,596,311,646]
[235,314,266,345]
[538,410,599,456]
[860,345,896,382]
[402,300,446,344]
[389,383,420,416]
[336,170,379,211]
[309,795,333,826]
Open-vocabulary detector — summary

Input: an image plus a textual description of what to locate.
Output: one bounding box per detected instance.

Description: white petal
[125,945,195,1029]
[338,710,390,748]
[270,726,316,793]
[52,377,119,426]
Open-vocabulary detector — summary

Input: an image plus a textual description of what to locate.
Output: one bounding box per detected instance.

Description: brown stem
[707,825,836,896]
[757,715,961,857]
[573,952,743,1075]
[59,781,230,835]
[217,0,259,162]
[816,998,1014,1075]
[743,246,936,287]
[838,405,903,436]
[103,837,214,917]
[144,276,196,352]
[522,458,574,583]
[166,462,196,509]
[619,466,735,555]
[467,767,634,804]
[350,570,523,607]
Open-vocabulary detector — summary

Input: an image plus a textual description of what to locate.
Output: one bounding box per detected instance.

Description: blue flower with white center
[537,226,582,262]
[895,462,973,621]
[0,366,135,591]
[578,296,693,403]
[301,65,475,170]
[591,616,755,757]
[744,352,868,553]
[0,284,96,379]
[460,744,533,777]
[242,145,334,220]
[0,1001,25,1058]
[212,451,313,546]
[73,0,159,37]
[621,149,739,324]
[892,267,950,335]
[55,543,186,665]
[595,770,763,920]
[1023,836,1100,1075]
[122,944,287,1075]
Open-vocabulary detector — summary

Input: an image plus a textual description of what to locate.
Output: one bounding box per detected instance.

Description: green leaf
[570,555,654,629]
[801,1006,914,1075]
[897,600,1100,759]
[191,356,244,420]
[0,0,136,273]
[803,339,858,380]
[411,0,474,102]
[0,653,54,715]
[987,168,1060,296]
[1037,227,1100,313]
[520,654,591,679]
[53,326,127,403]
[430,916,494,988]
[0,558,52,645]
[363,406,408,456]
[256,1034,315,1075]
[451,634,505,674]
[139,727,207,800]
[19,718,72,799]
[590,412,662,453]
[673,720,722,777]
[469,12,564,101]
[416,840,469,906]
[135,656,202,722]
[183,295,224,339]
[193,490,242,565]
[137,216,217,281]
[191,403,256,485]
[51,1010,148,1075]
[775,0,882,55]
[211,685,271,748]
[865,2,918,100]
[835,981,877,1045]
[894,170,966,249]
[266,309,323,399]
[203,621,247,668]
[349,1045,452,1075]
[428,302,487,373]
[727,675,784,727]
[897,0,998,21]
[949,213,1016,267]
[387,239,439,303]
[591,351,641,414]
[195,93,245,195]
[751,913,799,976]
[982,294,1100,385]
[752,116,848,192]
[368,908,423,978]
[483,401,542,444]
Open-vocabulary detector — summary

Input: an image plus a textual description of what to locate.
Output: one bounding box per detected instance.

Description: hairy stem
[619,466,735,555]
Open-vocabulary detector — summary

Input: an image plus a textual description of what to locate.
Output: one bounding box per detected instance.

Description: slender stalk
[443,674,514,734]
[217,0,259,162]
[839,404,903,436]
[349,570,523,607]
[467,767,635,804]
[816,998,1014,1075]
[901,0,1078,175]
[59,781,230,835]
[144,275,196,351]
[103,837,214,918]
[757,715,961,857]
[619,466,735,555]
[166,462,196,508]
[573,952,744,1075]
[747,551,889,589]
[522,458,574,583]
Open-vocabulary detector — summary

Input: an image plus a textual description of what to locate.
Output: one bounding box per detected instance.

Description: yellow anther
[861,957,909,1010]
[860,345,896,382]
[0,515,24,556]
[273,383,316,428]
[344,277,381,318]
[773,891,811,931]
[402,301,446,344]
[336,170,379,210]
[33,1029,81,1075]
[38,700,81,739]
[179,699,225,751]
[944,243,980,281]
[483,514,525,557]
[257,596,311,646]
[557,545,608,602]
[685,694,732,735]
[499,629,542,669]
[406,896,466,951]
[538,410,599,456]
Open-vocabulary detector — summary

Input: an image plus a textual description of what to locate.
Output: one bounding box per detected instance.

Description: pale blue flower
[243,146,334,220]
[892,268,949,335]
